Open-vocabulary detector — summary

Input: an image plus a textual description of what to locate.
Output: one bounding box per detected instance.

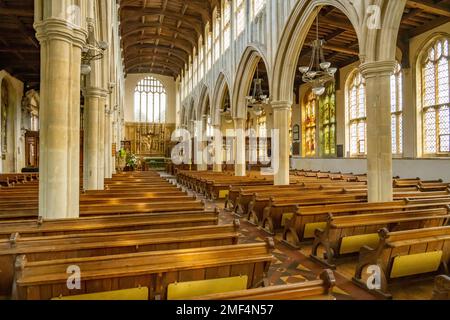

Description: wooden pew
[352,226,450,298]
[0,222,240,297]
[432,275,450,300]
[259,193,368,235]
[12,240,274,300]
[283,200,450,248]
[0,200,206,221]
[310,208,450,268]
[0,210,220,239]
[188,270,336,300]
[247,187,368,224]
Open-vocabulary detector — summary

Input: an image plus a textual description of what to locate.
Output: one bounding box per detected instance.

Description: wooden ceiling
[0,0,39,90]
[0,0,448,90]
[119,0,219,78]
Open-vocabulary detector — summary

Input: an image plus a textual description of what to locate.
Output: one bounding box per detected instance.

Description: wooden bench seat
[243,187,368,220]
[310,208,450,268]
[0,222,240,297]
[0,201,206,220]
[12,240,274,300]
[0,195,198,210]
[282,200,450,248]
[188,269,336,300]
[0,210,219,239]
[259,194,368,234]
[352,226,450,298]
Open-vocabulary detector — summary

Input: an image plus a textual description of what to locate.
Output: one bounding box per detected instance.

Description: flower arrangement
[126,153,138,170]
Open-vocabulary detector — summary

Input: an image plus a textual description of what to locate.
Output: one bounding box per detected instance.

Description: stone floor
[163,173,438,300]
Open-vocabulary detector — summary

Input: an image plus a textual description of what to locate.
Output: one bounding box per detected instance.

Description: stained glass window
[421,37,450,155]
[391,62,403,155]
[134,77,166,124]
[319,82,336,156]
[302,89,317,157]
[348,70,366,156]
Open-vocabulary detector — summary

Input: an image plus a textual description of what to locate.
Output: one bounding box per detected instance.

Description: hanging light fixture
[80,32,109,75]
[245,66,269,114]
[298,9,337,96]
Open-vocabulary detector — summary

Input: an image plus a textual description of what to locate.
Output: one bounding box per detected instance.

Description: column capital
[34,18,87,49]
[359,60,397,79]
[271,101,292,110]
[84,87,109,98]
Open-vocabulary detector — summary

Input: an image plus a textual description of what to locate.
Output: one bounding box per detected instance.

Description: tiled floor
[165,173,439,300]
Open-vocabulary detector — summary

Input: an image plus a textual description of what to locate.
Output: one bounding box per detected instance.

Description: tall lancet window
[134,77,167,124]
[421,37,449,155]
[347,70,367,157]
[391,62,403,155]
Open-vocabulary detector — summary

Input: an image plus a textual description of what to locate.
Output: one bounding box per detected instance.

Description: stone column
[213,125,223,172]
[272,101,291,185]
[34,18,87,219]
[104,106,112,179]
[234,118,246,176]
[360,61,396,202]
[84,87,107,190]
[197,118,208,171]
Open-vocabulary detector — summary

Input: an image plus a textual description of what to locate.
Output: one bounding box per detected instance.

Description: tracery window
[391,62,403,155]
[348,70,366,156]
[319,83,336,157]
[302,89,317,157]
[421,37,449,155]
[236,0,246,37]
[134,77,166,124]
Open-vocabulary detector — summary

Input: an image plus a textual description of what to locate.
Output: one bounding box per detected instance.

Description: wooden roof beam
[407,0,450,18]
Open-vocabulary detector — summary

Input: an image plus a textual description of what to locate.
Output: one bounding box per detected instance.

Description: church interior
[0,0,449,301]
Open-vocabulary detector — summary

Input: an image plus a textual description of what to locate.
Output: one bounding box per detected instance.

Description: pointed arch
[212,72,232,126]
[232,45,271,119]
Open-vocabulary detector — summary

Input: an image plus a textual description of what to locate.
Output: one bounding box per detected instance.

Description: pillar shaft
[360,61,396,202]
[104,107,112,179]
[84,88,107,190]
[213,125,223,172]
[272,102,291,185]
[234,118,246,176]
[35,19,86,219]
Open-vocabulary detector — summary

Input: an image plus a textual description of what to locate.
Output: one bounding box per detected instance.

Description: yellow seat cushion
[281,213,294,227]
[219,190,229,199]
[303,222,327,239]
[390,250,443,279]
[339,233,379,255]
[167,276,248,300]
[52,287,149,300]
